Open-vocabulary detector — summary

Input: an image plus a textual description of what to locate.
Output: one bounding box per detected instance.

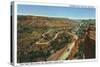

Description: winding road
[47,32,79,61]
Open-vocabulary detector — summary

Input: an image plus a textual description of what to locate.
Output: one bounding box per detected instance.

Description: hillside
[17,15,78,28]
[17,15,95,63]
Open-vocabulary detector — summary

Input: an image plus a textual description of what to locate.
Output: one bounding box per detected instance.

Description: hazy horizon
[17,4,96,19]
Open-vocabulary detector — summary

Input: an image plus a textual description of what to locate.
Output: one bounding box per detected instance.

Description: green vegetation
[73,19,95,59]
[17,15,75,63]
[17,15,95,62]
[73,19,95,38]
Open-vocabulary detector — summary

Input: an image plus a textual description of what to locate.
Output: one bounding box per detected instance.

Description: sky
[17,4,96,19]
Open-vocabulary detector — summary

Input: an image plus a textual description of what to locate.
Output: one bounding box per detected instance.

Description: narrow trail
[35,31,63,45]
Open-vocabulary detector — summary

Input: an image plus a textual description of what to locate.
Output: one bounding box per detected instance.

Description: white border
[12,1,97,66]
